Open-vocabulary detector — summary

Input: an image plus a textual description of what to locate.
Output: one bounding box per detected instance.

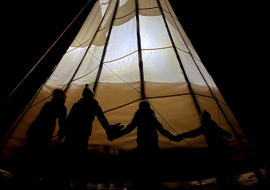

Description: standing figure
[109,100,178,190]
[175,110,237,189]
[63,84,123,189]
[24,89,67,179]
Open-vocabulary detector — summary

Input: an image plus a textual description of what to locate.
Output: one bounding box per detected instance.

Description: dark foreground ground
[1,167,270,190]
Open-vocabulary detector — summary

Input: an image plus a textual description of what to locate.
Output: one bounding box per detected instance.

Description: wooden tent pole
[162,0,263,179]
[161,0,247,152]
[156,0,201,116]
[135,0,146,100]
[65,0,113,93]
[93,0,120,93]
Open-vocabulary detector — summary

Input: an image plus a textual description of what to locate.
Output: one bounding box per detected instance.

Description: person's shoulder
[150,114,158,121]
[134,110,141,118]
[210,120,219,127]
[42,101,52,108]
[61,104,67,111]
[92,99,99,104]
[70,101,79,109]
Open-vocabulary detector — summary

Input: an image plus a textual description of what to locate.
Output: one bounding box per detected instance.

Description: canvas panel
[114,0,135,26]
[139,13,171,49]
[160,0,178,22]
[101,52,140,83]
[143,48,189,97]
[95,55,141,111]
[162,9,189,52]
[142,48,185,83]
[138,0,158,10]
[49,46,103,85]
[175,49,226,102]
[91,0,117,46]
[100,0,118,29]
[47,0,118,86]
[94,81,141,113]
[144,81,189,99]
[104,17,137,62]
[95,78,141,111]
[173,19,201,62]
[206,85,226,105]
[99,0,110,17]
[114,9,136,26]
[176,49,207,86]
[47,47,88,85]
[70,2,103,48]
[70,46,102,85]
[193,58,227,104]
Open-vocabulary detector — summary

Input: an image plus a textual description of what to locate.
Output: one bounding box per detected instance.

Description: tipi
[0,0,257,182]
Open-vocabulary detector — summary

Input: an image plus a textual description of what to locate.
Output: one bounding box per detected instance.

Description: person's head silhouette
[200,110,211,124]
[138,100,155,116]
[82,84,94,99]
[52,89,66,103]
[139,100,151,111]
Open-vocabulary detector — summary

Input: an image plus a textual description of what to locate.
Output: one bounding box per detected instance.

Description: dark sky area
[0,1,267,158]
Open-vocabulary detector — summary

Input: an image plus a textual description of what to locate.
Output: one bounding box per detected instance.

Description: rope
[0,0,92,108]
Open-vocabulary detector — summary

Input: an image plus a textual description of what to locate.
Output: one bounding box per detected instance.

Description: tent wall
[0,0,253,181]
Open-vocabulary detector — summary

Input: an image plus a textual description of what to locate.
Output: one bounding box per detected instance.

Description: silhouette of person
[175,110,237,189]
[62,84,123,189]
[23,89,67,179]
[108,100,178,190]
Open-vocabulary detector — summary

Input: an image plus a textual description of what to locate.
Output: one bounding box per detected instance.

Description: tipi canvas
[0,0,254,182]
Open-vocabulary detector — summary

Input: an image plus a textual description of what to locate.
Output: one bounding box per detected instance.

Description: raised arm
[108,122,137,141]
[181,126,203,138]
[95,102,125,139]
[95,102,110,130]
[155,118,176,141]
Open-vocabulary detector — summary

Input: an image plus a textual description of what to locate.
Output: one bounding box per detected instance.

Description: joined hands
[174,134,184,142]
[107,123,124,141]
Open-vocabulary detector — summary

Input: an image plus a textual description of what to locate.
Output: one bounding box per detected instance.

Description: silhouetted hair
[136,100,155,116]
[52,89,66,100]
[139,100,151,111]
[82,84,94,98]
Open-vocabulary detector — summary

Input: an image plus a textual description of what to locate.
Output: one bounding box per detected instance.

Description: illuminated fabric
[0,0,251,179]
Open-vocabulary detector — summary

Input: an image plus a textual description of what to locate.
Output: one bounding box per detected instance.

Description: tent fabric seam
[65,22,111,54]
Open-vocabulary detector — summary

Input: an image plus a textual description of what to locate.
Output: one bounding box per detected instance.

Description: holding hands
[106,123,124,141]
[174,134,184,142]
